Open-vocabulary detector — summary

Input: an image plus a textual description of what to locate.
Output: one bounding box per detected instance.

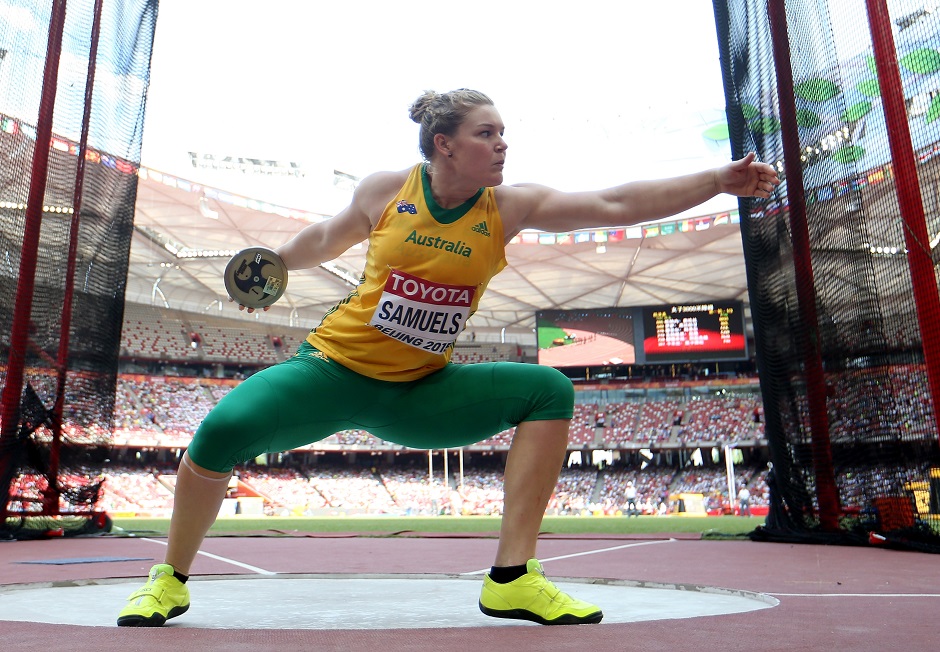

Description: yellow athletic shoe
[117,564,190,627]
[479,559,603,625]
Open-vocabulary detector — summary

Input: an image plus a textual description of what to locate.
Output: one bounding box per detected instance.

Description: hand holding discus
[223,247,288,313]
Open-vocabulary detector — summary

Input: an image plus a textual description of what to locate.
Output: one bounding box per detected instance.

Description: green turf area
[111,515,764,538]
[537,326,569,349]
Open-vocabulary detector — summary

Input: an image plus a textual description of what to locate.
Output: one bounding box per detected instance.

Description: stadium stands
[4,301,785,518]
[70,461,772,518]
[13,336,920,521]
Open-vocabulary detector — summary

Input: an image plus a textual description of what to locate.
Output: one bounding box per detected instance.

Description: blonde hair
[409,89,494,160]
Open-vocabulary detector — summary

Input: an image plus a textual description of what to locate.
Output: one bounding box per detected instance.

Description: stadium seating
[2,302,792,517]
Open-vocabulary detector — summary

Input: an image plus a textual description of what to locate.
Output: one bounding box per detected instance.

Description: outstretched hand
[718,152,780,199]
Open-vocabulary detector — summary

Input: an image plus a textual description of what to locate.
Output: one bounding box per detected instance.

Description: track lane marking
[771,593,940,597]
[140,537,277,575]
[461,538,678,575]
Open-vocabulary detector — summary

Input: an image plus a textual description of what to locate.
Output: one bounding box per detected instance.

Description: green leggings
[187,342,575,473]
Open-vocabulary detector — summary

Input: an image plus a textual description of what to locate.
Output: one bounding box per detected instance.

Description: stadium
[2,1,940,650]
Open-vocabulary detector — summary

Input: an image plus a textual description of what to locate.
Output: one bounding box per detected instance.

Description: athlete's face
[452,104,507,186]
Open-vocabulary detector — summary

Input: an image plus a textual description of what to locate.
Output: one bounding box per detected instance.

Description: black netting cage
[713,0,940,551]
[0,0,158,537]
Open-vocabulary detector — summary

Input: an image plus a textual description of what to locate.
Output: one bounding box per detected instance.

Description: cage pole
[866,0,940,446]
[725,445,736,514]
[443,448,449,491]
[44,0,106,515]
[0,0,68,517]
[766,0,840,529]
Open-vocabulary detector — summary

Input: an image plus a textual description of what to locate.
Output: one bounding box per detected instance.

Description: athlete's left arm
[503,153,779,237]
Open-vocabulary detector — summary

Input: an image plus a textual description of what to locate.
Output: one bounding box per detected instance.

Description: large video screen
[640,301,747,363]
[536,308,636,368]
[535,301,747,368]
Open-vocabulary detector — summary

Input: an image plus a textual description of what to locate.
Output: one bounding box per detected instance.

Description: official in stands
[738,482,752,517]
[117,88,778,628]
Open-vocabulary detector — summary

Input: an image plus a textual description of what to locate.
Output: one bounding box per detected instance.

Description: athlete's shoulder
[493,182,551,238]
[354,166,418,220]
[358,166,417,194]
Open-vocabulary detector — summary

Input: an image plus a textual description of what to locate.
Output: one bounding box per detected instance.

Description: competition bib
[369,269,476,354]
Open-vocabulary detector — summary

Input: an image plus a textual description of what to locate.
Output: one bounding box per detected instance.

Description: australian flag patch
[397,200,418,214]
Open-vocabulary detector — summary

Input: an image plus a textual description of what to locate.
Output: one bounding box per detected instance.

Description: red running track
[1,529,938,651]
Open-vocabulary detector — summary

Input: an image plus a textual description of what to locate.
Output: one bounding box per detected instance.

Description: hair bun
[408,90,439,124]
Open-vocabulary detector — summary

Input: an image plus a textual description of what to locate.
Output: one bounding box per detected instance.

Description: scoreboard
[535,300,748,369]
[641,301,748,363]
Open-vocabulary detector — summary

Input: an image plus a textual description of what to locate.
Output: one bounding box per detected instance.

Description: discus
[223,246,288,309]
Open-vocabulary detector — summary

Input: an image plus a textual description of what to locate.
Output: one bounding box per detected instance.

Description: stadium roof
[128,168,752,340]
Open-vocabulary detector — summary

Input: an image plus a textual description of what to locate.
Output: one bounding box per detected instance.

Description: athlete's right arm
[276,200,372,271]
[275,169,408,271]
